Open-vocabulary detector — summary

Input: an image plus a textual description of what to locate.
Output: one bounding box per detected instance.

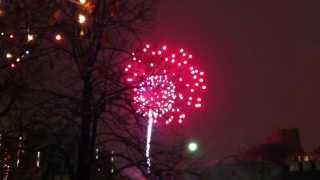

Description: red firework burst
[124,44,207,125]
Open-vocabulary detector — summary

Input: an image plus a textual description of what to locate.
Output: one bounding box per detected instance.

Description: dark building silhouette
[183,129,320,180]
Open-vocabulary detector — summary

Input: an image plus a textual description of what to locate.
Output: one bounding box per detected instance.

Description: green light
[188,141,198,152]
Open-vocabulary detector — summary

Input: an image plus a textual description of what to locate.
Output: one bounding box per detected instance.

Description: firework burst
[124,44,207,171]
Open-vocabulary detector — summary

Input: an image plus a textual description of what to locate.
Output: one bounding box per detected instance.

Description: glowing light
[78,13,87,24]
[10,64,15,68]
[0,8,5,17]
[16,58,20,62]
[79,0,87,4]
[55,34,63,41]
[80,30,85,36]
[36,151,41,168]
[27,34,35,42]
[188,142,198,152]
[6,53,13,59]
[9,34,14,39]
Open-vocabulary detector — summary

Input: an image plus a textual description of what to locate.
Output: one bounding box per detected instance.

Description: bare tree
[0,0,156,179]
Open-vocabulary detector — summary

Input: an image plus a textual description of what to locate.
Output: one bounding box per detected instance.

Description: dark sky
[152,0,320,160]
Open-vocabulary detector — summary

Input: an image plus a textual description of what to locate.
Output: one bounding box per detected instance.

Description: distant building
[182,128,320,180]
[243,128,303,163]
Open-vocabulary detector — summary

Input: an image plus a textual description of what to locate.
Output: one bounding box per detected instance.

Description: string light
[80,29,85,36]
[78,13,87,24]
[36,151,41,168]
[27,34,35,42]
[110,150,115,174]
[79,0,87,4]
[55,33,63,41]
[6,52,13,59]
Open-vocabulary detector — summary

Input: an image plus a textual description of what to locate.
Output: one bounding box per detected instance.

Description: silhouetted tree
[0,0,156,179]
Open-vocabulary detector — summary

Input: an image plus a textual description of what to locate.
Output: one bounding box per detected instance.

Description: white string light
[36,151,41,168]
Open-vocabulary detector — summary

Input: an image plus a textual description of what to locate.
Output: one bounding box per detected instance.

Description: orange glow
[0,8,5,17]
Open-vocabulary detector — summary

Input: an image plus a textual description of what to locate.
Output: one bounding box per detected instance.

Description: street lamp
[187,141,198,153]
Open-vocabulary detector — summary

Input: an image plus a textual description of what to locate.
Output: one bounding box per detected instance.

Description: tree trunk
[77,74,93,180]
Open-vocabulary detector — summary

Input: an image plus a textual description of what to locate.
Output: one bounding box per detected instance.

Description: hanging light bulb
[78,13,87,24]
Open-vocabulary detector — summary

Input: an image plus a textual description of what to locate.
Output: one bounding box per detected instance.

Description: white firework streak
[146,109,155,173]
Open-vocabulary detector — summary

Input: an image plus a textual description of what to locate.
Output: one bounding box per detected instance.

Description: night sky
[151,0,320,160]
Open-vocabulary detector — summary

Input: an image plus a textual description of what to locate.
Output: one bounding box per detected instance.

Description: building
[182,129,320,180]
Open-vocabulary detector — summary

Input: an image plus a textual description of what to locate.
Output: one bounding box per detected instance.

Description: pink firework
[125,44,207,125]
[125,44,207,171]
